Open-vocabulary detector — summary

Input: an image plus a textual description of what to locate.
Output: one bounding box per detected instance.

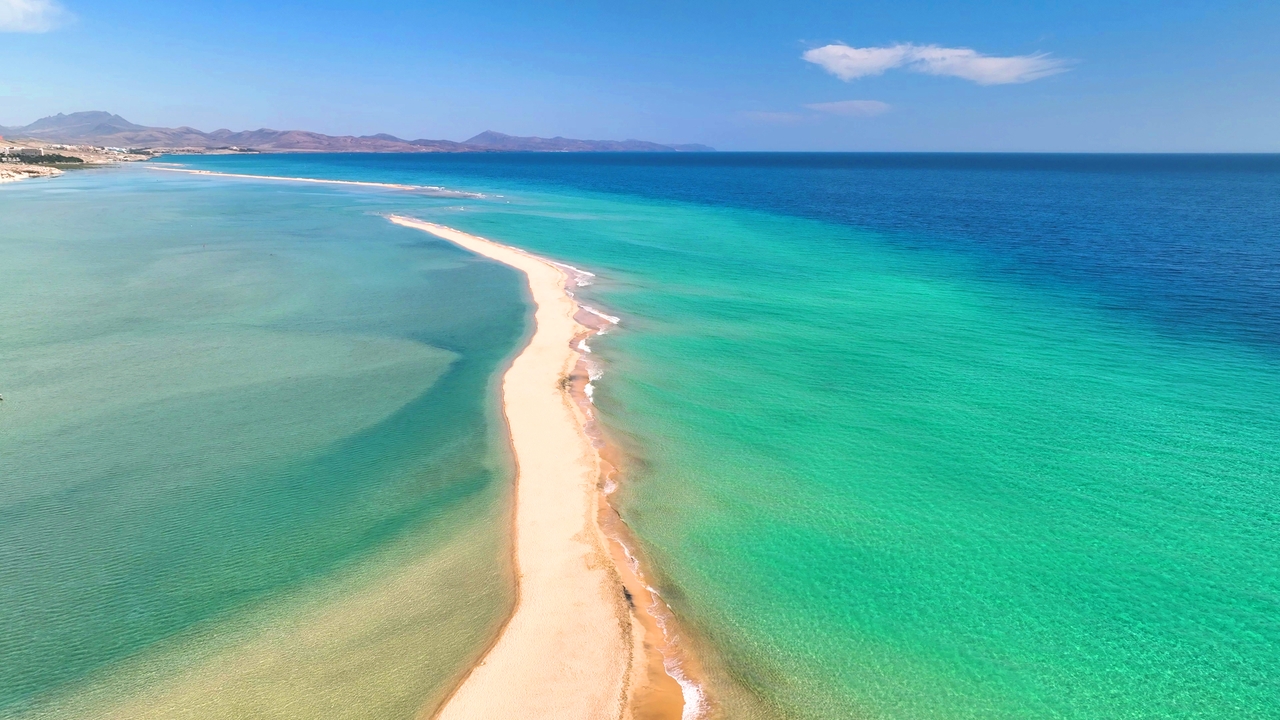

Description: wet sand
[567,313,707,720]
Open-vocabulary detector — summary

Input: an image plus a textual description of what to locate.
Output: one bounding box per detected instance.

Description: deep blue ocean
[188,152,1280,348]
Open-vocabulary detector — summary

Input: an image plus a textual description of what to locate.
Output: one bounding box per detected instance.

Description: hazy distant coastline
[0,112,714,154]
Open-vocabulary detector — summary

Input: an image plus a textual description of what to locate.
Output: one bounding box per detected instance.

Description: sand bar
[149,166,483,197]
[389,216,651,720]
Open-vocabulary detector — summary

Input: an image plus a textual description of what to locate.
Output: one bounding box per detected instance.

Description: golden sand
[389,217,688,720]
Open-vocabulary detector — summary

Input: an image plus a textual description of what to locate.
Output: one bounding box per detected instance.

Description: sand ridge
[149,167,482,197]
[389,216,648,720]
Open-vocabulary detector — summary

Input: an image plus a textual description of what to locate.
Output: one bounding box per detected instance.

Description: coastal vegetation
[15,153,84,165]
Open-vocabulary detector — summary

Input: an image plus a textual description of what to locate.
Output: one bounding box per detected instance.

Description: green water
[5,156,1279,720]
[0,169,528,718]
[394,177,1280,719]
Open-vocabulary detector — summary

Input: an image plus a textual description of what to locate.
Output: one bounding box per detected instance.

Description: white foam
[619,540,644,575]
[577,339,591,353]
[549,260,596,287]
[615,539,708,720]
[671,662,708,720]
[551,261,595,278]
[582,305,620,324]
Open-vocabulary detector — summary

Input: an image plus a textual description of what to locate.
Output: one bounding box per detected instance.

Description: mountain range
[0,112,714,153]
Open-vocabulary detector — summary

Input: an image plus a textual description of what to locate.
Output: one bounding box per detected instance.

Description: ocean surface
[3,153,1279,719]
[0,169,527,718]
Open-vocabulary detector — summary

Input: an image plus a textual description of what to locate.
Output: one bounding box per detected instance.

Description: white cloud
[906,45,1066,84]
[802,45,913,81]
[0,0,69,32]
[803,43,1067,85]
[804,100,891,117]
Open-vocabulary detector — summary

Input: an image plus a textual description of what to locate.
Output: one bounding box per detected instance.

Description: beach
[150,166,482,197]
[388,217,687,720]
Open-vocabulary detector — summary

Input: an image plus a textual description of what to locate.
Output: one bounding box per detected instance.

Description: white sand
[149,167,481,197]
[389,217,640,720]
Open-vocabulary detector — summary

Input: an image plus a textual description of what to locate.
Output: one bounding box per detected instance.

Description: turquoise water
[7,155,1280,719]
[0,168,527,718]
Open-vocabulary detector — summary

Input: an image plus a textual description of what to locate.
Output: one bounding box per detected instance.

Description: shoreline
[149,166,484,198]
[562,273,710,720]
[387,216,701,720]
[0,165,64,183]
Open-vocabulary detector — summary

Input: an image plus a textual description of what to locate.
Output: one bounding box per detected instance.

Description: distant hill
[18,111,147,138]
[0,112,713,153]
[461,130,714,153]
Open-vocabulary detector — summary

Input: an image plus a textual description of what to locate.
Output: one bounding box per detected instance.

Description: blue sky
[2,0,1277,151]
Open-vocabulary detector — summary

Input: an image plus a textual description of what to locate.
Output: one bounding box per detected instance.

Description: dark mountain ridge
[0,112,713,153]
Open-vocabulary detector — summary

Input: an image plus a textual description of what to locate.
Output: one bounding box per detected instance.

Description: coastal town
[0,138,153,183]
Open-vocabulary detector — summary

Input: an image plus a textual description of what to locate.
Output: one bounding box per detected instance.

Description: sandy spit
[149,166,483,197]
[389,216,653,720]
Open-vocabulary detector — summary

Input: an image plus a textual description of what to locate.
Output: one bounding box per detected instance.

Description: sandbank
[149,166,483,197]
[388,217,693,720]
